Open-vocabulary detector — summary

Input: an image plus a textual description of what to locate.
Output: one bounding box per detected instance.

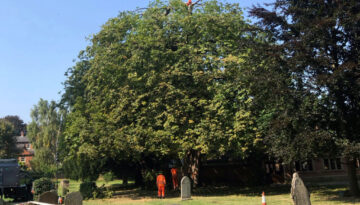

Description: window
[25,143,30,150]
[336,158,342,169]
[356,159,360,169]
[275,163,281,172]
[265,162,283,174]
[265,164,270,173]
[0,168,2,185]
[295,160,313,171]
[20,157,25,162]
[324,158,342,170]
[330,159,336,169]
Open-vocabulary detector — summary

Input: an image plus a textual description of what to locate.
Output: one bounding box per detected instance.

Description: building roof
[14,135,35,156]
[18,150,35,155]
[15,136,30,143]
[0,159,18,167]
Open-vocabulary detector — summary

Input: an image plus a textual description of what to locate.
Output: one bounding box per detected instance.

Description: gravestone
[61,179,70,189]
[291,172,311,205]
[61,179,70,196]
[181,176,191,200]
[0,198,4,205]
[65,191,83,205]
[38,191,58,204]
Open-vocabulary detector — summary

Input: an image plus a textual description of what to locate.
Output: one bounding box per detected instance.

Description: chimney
[20,131,24,137]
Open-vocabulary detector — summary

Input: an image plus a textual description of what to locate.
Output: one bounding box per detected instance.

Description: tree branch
[193,0,202,5]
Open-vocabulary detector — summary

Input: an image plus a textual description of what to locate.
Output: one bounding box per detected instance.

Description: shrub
[79,181,97,199]
[32,177,54,199]
[142,169,157,189]
[103,171,115,183]
[104,187,114,198]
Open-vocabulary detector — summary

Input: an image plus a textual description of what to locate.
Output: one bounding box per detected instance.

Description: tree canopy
[62,0,261,185]
[3,115,26,136]
[58,0,360,194]
[0,119,18,158]
[251,0,360,195]
[28,99,65,176]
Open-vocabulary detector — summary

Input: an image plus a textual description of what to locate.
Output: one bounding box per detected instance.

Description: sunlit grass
[56,179,360,205]
[84,193,360,205]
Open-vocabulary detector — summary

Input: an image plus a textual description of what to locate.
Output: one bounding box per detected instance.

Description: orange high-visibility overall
[170,168,179,190]
[187,0,192,6]
[156,174,166,197]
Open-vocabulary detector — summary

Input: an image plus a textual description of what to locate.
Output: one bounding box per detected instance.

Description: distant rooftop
[0,159,17,163]
[0,159,18,166]
[15,135,30,143]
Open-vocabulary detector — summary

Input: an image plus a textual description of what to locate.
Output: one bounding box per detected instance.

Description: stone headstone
[38,191,58,204]
[61,179,70,189]
[181,176,191,200]
[291,172,311,205]
[0,198,4,205]
[65,191,83,205]
[61,180,70,196]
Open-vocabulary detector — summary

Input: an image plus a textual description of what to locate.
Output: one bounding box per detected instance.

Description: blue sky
[0,0,272,123]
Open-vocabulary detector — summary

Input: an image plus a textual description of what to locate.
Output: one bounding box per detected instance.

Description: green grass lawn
[59,179,360,205]
[57,178,126,195]
[84,190,360,205]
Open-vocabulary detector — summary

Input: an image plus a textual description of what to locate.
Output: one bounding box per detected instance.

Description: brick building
[265,158,360,185]
[15,132,34,168]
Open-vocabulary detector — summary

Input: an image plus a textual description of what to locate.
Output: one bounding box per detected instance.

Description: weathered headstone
[38,191,58,204]
[61,179,70,196]
[291,172,311,205]
[0,198,4,205]
[61,179,70,189]
[181,176,191,200]
[65,191,83,205]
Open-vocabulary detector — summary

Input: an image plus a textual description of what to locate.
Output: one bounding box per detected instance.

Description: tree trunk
[122,175,128,186]
[182,150,201,188]
[345,157,360,197]
[134,166,144,187]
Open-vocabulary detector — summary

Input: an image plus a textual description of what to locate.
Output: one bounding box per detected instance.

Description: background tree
[4,115,27,136]
[251,0,360,196]
[60,50,90,110]
[62,0,260,186]
[28,99,65,177]
[0,119,18,158]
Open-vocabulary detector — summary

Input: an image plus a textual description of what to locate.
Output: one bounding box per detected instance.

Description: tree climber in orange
[156,172,166,199]
[186,0,201,13]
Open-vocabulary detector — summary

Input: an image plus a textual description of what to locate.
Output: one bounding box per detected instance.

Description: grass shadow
[112,187,181,200]
[192,184,290,197]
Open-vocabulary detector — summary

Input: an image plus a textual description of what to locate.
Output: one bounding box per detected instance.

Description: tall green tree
[28,99,65,176]
[0,119,18,158]
[60,51,90,110]
[63,0,259,186]
[251,0,360,195]
[4,115,27,136]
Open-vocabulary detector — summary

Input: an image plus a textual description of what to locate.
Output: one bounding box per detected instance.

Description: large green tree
[251,0,360,195]
[4,115,27,136]
[63,0,260,186]
[0,119,18,158]
[28,99,65,176]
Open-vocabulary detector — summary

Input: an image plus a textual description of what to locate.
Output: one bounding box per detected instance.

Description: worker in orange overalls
[186,0,192,6]
[170,167,179,190]
[156,172,166,199]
